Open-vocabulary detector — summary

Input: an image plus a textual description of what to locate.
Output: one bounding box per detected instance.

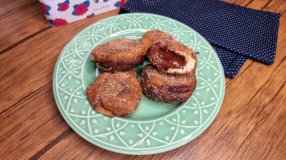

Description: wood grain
[0,0,286,159]
[0,0,50,53]
[0,83,71,159]
[0,9,122,112]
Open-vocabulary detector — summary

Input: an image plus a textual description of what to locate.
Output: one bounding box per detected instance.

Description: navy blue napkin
[119,0,280,78]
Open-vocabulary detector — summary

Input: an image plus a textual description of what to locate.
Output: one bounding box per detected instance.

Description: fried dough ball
[91,38,147,72]
[140,30,175,49]
[141,65,197,103]
[147,41,199,74]
[141,30,199,74]
[86,71,142,117]
[100,71,142,117]
[86,72,115,117]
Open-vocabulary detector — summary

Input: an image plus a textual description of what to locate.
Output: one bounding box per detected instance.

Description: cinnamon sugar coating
[141,65,197,103]
[91,38,147,72]
[86,72,115,117]
[100,71,142,117]
[86,71,142,117]
[140,30,175,49]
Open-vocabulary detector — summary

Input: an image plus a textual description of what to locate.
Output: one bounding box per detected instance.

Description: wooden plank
[0,0,129,53]
[232,60,286,159]
[38,131,130,159]
[233,0,254,6]
[40,135,156,160]
[264,0,286,14]
[134,155,156,160]
[0,83,72,159]
[246,0,271,10]
[0,9,121,112]
[0,0,50,52]
[0,0,38,20]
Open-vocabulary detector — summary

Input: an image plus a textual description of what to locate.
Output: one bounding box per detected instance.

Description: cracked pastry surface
[140,30,199,74]
[147,41,199,74]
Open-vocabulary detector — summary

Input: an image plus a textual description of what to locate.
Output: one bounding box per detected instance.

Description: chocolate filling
[147,42,186,71]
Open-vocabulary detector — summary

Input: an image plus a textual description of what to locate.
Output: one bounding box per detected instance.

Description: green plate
[53,13,225,155]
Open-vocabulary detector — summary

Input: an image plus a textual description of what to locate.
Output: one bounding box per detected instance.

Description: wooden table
[1,0,286,159]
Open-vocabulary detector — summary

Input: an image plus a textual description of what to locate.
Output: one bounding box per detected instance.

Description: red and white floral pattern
[40,0,121,27]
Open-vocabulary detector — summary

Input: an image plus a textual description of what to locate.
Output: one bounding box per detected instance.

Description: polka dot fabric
[119,0,280,78]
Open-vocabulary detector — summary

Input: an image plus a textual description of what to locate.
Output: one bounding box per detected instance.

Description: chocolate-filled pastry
[100,71,142,117]
[86,72,115,117]
[141,65,197,103]
[91,38,147,72]
[147,41,199,74]
[140,30,176,49]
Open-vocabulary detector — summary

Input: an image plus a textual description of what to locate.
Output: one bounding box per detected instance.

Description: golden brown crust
[140,30,175,49]
[86,71,142,117]
[86,72,115,117]
[91,38,147,72]
[141,65,197,103]
[100,71,143,117]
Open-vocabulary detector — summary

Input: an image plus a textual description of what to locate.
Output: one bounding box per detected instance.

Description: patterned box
[39,0,124,27]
